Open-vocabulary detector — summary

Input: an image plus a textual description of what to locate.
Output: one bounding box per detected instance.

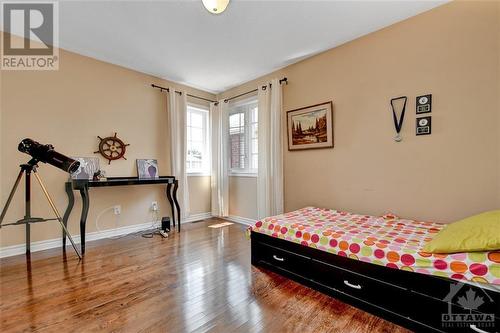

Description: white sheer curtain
[210,100,229,217]
[257,79,284,219]
[168,88,190,220]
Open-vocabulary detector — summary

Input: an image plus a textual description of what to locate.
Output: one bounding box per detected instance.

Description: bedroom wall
[229,176,258,220]
[219,1,500,223]
[498,0,500,211]
[0,38,214,248]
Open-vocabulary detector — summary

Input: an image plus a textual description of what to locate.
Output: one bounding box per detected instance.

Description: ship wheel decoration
[94,132,130,164]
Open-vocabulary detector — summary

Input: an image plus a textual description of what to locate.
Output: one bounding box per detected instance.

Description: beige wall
[229,176,258,220]
[498,0,500,209]
[188,176,211,214]
[1,40,214,247]
[219,1,500,223]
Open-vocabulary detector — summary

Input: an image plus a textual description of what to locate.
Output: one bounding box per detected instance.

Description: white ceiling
[56,0,446,94]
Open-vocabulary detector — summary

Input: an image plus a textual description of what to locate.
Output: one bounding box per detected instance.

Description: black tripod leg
[0,169,24,226]
[25,170,31,253]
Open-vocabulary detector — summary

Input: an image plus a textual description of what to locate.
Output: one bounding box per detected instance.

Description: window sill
[229,173,258,178]
[187,172,211,177]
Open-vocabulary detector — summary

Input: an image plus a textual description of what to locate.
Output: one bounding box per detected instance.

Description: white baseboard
[222,215,257,226]
[0,221,160,259]
[0,213,249,258]
[183,212,212,223]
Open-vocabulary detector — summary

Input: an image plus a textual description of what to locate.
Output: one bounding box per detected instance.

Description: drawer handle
[272,255,285,262]
[470,325,490,333]
[343,280,362,290]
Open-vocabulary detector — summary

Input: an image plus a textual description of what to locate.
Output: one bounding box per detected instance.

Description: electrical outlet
[113,205,121,215]
[151,201,158,212]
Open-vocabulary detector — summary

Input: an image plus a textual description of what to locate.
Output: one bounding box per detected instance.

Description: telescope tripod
[0,160,82,259]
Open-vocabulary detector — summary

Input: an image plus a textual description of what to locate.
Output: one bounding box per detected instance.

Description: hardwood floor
[0,219,411,333]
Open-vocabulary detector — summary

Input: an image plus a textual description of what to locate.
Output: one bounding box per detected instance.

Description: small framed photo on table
[71,157,100,180]
[287,101,334,151]
[136,159,159,179]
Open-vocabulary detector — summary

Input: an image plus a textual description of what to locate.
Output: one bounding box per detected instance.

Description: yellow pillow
[423,210,500,253]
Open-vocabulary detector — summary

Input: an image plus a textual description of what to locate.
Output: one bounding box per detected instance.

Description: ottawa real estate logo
[442,282,496,330]
[1,1,59,70]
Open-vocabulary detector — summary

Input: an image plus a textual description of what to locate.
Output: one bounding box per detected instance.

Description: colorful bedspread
[251,207,500,286]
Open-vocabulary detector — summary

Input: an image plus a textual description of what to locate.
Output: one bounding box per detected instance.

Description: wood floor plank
[0,219,412,333]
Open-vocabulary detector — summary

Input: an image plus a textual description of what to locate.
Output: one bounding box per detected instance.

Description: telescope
[18,138,80,174]
[0,139,82,259]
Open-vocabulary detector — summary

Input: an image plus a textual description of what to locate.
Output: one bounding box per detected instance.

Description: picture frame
[287,101,334,151]
[136,159,159,179]
[71,157,100,180]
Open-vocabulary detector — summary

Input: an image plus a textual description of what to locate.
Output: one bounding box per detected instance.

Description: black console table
[63,176,180,255]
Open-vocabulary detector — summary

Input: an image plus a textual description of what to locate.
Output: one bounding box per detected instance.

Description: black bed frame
[251,231,499,333]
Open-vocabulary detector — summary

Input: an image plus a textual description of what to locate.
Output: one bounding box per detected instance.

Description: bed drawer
[253,241,312,277]
[402,273,500,315]
[407,292,500,333]
[310,258,410,316]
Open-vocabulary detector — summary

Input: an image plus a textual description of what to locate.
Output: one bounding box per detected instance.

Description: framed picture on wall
[136,159,159,179]
[287,101,334,151]
[71,157,100,180]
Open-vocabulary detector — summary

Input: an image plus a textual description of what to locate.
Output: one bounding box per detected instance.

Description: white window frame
[186,103,210,176]
[228,97,258,177]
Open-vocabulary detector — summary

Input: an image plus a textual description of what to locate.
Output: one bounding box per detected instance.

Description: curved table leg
[79,186,89,255]
[62,182,74,250]
[172,180,181,232]
[166,183,175,230]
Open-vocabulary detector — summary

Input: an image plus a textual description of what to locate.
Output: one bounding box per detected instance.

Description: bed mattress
[250,207,500,286]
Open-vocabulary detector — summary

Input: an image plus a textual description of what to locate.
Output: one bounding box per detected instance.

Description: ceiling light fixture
[202,0,229,14]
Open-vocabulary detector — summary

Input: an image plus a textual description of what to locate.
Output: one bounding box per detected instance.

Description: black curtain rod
[152,77,287,105]
[151,84,216,103]
[221,77,288,104]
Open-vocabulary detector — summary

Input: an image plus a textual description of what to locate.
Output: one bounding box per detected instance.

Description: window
[187,105,209,175]
[229,99,258,175]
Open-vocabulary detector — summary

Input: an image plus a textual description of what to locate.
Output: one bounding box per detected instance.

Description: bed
[250,207,500,333]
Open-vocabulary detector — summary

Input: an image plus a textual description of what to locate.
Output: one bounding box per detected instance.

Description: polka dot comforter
[251,207,500,286]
